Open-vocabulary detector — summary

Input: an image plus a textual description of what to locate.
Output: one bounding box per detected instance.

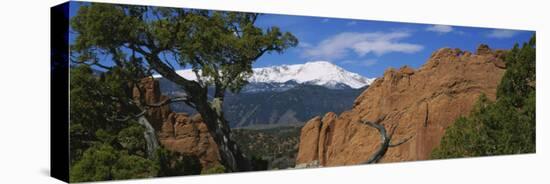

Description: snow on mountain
[250,61,373,88]
[154,61,375,89]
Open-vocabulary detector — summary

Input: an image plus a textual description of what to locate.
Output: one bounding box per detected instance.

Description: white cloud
[302,32,423,60]
[487,29,518,38]
[342,59,377,67]
[426,25,453,33]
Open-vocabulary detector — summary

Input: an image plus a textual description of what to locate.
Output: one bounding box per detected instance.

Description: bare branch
[132,78,196,109]
[229,22,242,38]
[70,54,113,70]
[143,52,203,93]
[250,13,259,25]
[107,110,147,122]
[361,119,389,164]
[109,48,125,67]
[142,96,191,107]
[359,115,414,164]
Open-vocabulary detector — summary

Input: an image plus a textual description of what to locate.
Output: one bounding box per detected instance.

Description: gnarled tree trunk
[178,81,250,172]
[193,97,251,172]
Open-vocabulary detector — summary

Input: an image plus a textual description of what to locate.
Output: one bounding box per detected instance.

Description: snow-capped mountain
[154,61,375,89]
[250,61,374,89]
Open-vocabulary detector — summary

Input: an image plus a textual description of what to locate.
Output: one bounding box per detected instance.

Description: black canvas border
[50,1,70,182]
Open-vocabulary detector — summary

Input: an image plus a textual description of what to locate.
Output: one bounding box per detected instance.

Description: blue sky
[69,2,534,78]
[253,14,534,78]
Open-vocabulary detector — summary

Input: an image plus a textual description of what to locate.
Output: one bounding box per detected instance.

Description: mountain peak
[250,61,373,89]
[154,61,375,89]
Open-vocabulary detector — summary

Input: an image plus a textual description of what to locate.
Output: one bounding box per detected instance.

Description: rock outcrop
[158,113,221,168]
[134,78,221,170]
[296,45,507,167]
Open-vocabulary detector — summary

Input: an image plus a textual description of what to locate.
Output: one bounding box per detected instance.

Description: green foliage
[201,164,226,175]
[69,65,140,162]
[70,144,158,182]
[117,124,147,156]
[497,35,536,107]
[70,144,118,182]
[112,154,159,180]
[432,35,536,159]
[70,65,119,164]
[155,148,202,176]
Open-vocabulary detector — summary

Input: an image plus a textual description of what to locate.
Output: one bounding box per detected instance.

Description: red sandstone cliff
[296,45,507,167]
[133,78,221,170]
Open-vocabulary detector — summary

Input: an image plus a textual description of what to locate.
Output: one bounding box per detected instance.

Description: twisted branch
[360,115,415,164]
[143,96,192,108]
[107,110,147,122]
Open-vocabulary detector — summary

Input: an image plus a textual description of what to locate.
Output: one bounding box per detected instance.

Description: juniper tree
[70,3,298,171]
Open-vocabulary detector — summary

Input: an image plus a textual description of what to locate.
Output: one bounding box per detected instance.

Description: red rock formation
[159,113,221,168]
[296,45,507,167]
[134,78,221,170]
[295,117,322,166]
